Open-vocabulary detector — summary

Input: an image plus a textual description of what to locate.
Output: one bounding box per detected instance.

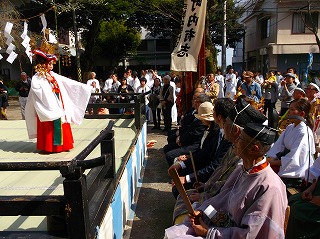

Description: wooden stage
[0,118,137,234]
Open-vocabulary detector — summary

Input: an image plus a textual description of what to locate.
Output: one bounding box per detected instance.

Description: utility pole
[221,0,227,74]
[72,4,82,82]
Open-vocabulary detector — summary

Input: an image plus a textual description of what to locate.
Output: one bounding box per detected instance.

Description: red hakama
[37,117,74,153]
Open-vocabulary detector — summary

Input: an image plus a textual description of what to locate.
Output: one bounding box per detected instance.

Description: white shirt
[256,75,264,84]
[128,77,140,92]
[90,86,100,100]
[225,73,237,99]
[103,78,113,92]
[145,74,154,88]
[267,122,315,178]
[136,85,150,105]
[87,78,100,89]
[215,74,225,98]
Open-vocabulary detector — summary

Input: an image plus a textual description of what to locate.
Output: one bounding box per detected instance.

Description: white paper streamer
[40,14,47,34]
[5,35,14,46]
[6,43,16,54]
[25,46,33,63]
[48,31,57,43]
[4,22,13,36]
[6,51,18,63]
[22,35,30,48]
[21,21,28,39]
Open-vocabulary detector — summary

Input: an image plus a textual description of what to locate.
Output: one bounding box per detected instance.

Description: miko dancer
[25,43,91,153]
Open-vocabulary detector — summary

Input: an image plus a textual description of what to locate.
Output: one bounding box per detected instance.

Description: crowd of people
[2,60,320,237]
[160,67,320,239]
[86,69,181,131]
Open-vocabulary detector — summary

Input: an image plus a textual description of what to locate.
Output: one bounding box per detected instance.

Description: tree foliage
[0,2,24,58]
[16,0,141,72]
[129,0,244,48]
[94,20,141,66]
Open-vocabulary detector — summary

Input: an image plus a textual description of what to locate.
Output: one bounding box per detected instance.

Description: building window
[137,40,148,52]
[261,17,271,39]
[156,39,171,51]
[292,12,319,34]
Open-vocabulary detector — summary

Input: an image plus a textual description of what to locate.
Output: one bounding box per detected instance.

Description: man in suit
[164,93,210,166]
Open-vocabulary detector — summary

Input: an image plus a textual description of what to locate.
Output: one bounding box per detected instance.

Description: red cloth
[250,161,269,174]
[37,117,74,153]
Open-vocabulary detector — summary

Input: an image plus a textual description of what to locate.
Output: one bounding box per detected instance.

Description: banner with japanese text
[171,0,207,72]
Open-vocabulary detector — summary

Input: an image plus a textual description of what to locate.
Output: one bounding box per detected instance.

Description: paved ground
[5,97,21,120]
[126,125,176,239]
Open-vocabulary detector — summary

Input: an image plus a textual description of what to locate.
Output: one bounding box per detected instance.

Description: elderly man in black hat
[165,122,288,239]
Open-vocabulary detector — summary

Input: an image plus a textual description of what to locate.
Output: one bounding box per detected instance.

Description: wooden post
[101,130,115,179]
[134,95,142,129]
[63,172,90,239]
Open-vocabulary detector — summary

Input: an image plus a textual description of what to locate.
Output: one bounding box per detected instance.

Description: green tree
[17,0,141,73]
[95,20,141,67]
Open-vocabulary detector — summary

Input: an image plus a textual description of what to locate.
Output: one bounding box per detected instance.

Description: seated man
[164,94,210,166]
[170,101,222,174]
[167,88,205,145]
[165,123,288,238]
[172,97,267,222]
[169,98,235,198]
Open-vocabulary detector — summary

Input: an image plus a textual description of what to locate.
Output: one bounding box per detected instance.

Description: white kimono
[214,74,224,98]
[267,122,315,178]
[25,71,91,139]
[225,73,237,100]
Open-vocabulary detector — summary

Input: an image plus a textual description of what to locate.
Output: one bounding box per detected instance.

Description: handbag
[157,102,162,109]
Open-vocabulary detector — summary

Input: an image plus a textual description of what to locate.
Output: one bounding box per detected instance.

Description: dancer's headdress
[30,33,59,76]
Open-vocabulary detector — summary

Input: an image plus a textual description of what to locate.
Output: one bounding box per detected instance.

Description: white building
[233,0,320,78]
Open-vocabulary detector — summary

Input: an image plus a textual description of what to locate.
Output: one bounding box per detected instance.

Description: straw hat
[195,102,214,121]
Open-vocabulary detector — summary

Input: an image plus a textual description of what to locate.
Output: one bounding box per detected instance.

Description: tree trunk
[81,15,102,73]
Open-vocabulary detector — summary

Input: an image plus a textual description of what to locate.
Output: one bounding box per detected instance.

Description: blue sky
[216,47,234,67]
